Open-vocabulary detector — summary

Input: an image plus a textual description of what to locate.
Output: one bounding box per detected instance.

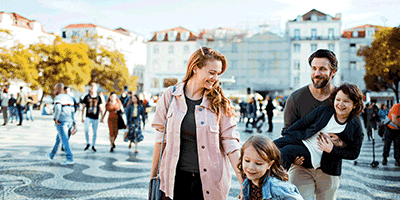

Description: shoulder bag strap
[156,86,176,175]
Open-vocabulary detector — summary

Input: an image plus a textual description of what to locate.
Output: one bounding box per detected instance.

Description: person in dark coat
[265,97,275,132]
[366,100,379,141]
[125,94,146,153]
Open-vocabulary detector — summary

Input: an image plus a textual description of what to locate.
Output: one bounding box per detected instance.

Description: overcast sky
[2,0,399,39]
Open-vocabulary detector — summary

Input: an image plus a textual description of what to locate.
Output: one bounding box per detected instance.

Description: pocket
[209,125,219,134]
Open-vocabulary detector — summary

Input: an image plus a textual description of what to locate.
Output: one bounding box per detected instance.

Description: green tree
[358,27,400,103]
[29,36,92,98]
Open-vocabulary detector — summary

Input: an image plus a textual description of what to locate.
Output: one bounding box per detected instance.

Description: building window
[163,78,178,88]
[294,74,300,86]
[311,14,317,21]
[294,29,300,39]
[350,61,356,70]
[151,78,159,88]
[328,28,334,39]
[294,44,301,53]
[350,43,357,53]
[294,60,300,70]
[153,45,159,54]
[311,29,317,39]
[311,44,317,52]
[168,45,174,54]
[183,45,189,53]
[352,31,358,38]
[62,31,66,38]
[232,43,238,53]
[328,44,335,52]
[367,29,374,37]
[168,60,174,69]
[152,60,158,70]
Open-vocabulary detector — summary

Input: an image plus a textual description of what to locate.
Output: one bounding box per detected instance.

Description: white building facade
[0,12,55,48]
[62,24,147,91]
[286,9,342,90]
[144,27,200,95]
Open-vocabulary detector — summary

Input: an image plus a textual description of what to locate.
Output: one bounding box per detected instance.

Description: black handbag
[117,110,126,129]
[149,86,175,200]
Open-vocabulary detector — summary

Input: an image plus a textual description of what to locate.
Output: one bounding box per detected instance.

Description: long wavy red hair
[181,47,235,118]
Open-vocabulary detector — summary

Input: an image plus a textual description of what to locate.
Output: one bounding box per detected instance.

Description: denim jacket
[242,176,303,200]
[125,103,145,126]
[53,93,75,123]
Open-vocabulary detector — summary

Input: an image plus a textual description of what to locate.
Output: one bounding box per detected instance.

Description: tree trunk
[396,81,399,104]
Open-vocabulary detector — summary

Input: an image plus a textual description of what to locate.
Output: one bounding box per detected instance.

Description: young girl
[274,83,364,173]
[238,135,303,200]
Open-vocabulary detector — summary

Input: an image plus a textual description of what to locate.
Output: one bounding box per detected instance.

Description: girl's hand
[294,156,305,166]
[317,133,334,153]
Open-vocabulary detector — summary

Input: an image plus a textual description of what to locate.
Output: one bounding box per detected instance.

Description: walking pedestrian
[125,94,145,153]
[1,88,10,125]
[283,49,348,200]
[81,83,103,152]
[239,100,247,123]
[101,92,123,152]
[46,83,75,165]
[25,96,34,121]
[265,96,275,132]
[16,86,28,126]
[150,47,243,200]
[238,135,303,200]
[366,99,379,141]
[8,94,18,123]
[378,103,390,121]
[382,103,400,167]
[245,98,257,132]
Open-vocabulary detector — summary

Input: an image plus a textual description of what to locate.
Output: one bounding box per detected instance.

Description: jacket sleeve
[283,93,298,131]
[282,106,323,136]
[272,183,304,200]
[53,96,62,121]
[126,105,132,125]
[151,86,174,143]
[141,106,146,125]
[219,104,241,155]
[329,121,363,160]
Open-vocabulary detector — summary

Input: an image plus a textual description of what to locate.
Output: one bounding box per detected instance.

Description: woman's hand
[317,133,334,153]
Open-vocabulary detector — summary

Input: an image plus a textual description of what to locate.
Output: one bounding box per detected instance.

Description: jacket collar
[242,176,274,199]
[172,82,212,110]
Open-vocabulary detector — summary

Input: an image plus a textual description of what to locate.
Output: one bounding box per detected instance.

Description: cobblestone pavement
[0,110,399,199]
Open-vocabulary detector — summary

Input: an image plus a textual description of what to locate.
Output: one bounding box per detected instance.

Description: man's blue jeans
[49,121,73,161]
[84,117,99,147]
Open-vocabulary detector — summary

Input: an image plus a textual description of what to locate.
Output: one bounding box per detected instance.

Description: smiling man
[282,49,339,200]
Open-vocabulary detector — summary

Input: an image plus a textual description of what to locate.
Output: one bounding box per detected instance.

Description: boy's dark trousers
[274,135,314,170]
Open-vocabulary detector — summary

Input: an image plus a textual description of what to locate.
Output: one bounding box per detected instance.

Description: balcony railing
[291,36,339,41]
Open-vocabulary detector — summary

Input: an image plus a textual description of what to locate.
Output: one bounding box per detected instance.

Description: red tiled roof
[63,23,98,29]
[341,24,384,38]
[290,9,339,21]
[1,12,48,34]
[149,26,199,42]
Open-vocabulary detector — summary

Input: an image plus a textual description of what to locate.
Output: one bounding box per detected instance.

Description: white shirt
[1,93,9,107]
[303,115,347,168]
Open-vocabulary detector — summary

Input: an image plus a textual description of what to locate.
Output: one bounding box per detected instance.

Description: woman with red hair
[150,47,243,200]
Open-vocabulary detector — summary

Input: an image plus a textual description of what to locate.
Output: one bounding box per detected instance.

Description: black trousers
[267,114,273,131]
[383,127,400,161]
[17,104,25,124]
[274,136,314,171]
[173,170,204,200]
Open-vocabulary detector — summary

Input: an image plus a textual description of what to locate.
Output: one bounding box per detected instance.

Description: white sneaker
[46,154,54,162]
[60,160,75,165]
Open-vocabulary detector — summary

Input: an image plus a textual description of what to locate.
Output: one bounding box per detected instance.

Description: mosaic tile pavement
[0,111,399,199]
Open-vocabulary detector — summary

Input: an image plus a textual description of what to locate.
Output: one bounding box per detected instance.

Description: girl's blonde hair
[182,47,235,118]
[237,135,289,186]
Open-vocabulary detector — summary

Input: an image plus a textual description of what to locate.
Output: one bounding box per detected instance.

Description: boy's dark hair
[308,49,338,72]
[329,83,364,117]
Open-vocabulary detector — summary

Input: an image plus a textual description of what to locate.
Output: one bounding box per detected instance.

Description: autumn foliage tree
[358,27,400,103]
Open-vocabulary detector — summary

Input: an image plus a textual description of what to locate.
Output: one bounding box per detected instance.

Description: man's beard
[312,75,329,89]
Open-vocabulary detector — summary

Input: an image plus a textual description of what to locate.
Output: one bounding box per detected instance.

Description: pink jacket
[152,83,241,200]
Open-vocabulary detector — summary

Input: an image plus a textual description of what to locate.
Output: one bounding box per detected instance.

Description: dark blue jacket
[125,103,146,126]
[282,105,363,176]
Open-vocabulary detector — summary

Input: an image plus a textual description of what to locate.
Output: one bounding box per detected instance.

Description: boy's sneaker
[92,146,97,152]
[46,154,54,162]
[60,160,75,165]
[382,157,388,165]
[84,144,90,151]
